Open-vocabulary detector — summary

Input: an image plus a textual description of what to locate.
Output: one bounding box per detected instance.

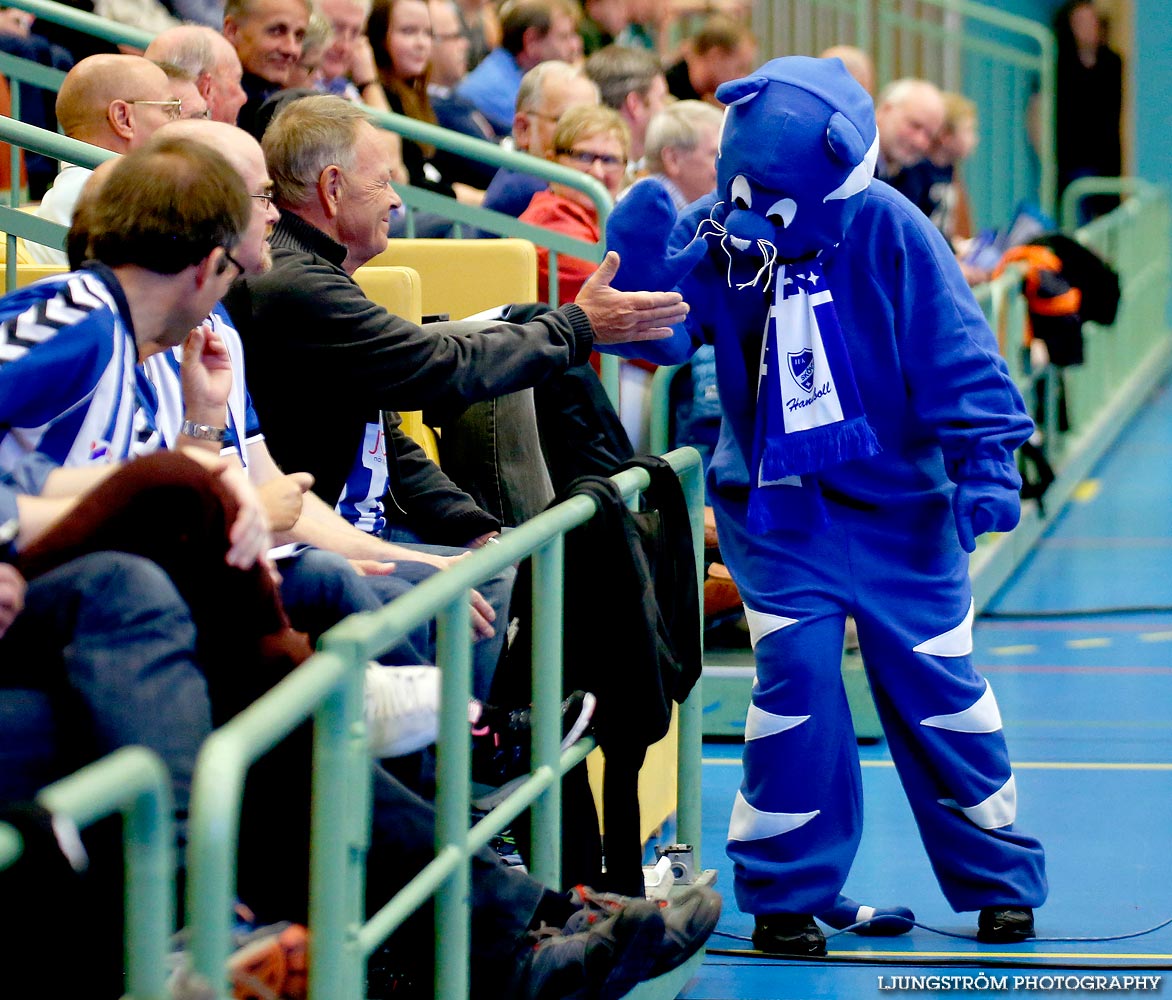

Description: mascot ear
[715,75,768,107]
[825,111,867,165]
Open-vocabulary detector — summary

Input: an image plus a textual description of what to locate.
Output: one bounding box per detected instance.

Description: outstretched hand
[574,252,690,346]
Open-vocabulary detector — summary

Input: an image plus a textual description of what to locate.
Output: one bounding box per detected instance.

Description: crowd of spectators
[0,0,1127,992]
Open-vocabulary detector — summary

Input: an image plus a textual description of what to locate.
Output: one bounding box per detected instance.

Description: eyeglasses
[556,148,625,171]
[251,191,275,208]
[527,110,562,124]
[129,99,183,121]
[181,103,211,120]
[222,247,246,280]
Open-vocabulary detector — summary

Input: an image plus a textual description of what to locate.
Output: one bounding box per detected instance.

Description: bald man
[26,54,180,266]
[874,77,946,180]
[145,25,250,125]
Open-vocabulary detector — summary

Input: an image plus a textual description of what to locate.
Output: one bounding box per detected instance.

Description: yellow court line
[703,759,1172,771]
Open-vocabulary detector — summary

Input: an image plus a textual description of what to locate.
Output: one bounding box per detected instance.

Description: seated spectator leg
[439,389,555,527]
[275,547,434,665]
[0,552,211,825]
[384,540,517,703]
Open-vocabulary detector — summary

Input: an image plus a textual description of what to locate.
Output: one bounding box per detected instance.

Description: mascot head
[707,56,877,266]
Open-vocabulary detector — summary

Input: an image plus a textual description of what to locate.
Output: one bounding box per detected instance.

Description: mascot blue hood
[710,55,878,262]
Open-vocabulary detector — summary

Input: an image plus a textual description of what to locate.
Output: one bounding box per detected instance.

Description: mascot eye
[730,175,752,210]
[765,198,798,229]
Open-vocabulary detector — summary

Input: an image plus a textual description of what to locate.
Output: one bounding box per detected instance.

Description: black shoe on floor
[977,907,1035,943]
[751,914,827,956]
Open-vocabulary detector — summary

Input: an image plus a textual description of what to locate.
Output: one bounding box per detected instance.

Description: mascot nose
[724,208,771,245]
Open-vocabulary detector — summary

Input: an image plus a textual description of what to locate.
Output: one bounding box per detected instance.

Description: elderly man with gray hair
[145,24,250,124]
[223,94,686,539]
[480,59,600,223]
[640,98,723,209]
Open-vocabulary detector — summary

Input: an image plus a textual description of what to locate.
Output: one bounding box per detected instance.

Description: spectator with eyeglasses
[478,60,599,229]
[519,104,629,305]
[426,0,500,189]
[155,58,213,119]
[24,54,182,266]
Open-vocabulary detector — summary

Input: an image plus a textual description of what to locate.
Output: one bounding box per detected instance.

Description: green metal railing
[877,0,1057,224]
[750,0,1057,225]
[0,747,175,1000]
[186,448,705,1000]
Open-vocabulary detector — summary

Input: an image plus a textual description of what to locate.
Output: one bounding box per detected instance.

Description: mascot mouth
[728,235,752,250]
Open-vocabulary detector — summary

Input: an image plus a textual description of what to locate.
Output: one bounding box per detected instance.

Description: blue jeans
[0,552,211,834]
[381,532,517,701]
[276,547,434,665]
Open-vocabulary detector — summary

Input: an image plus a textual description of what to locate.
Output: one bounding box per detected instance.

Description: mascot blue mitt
[606,56,1047,954]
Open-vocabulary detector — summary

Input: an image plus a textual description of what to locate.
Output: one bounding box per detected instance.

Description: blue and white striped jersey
[143,302,265,465]
[0,267,159,472]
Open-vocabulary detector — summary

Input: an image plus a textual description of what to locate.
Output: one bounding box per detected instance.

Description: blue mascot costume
[605,56,1048,953]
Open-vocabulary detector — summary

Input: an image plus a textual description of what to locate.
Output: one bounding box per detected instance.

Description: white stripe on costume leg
[912,598,975,657]
[727,791,819,842]
[744,703,810,741]
[920,680,1003,734]
[743,606,799,650]
[938,774,1017,829]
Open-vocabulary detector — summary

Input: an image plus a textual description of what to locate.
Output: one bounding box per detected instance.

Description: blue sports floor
[680,380,1172,998]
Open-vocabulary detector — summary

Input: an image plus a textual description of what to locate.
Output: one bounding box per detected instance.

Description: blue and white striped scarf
[748,260,880,532]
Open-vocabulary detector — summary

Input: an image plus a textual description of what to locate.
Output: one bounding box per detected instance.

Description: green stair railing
[186,448,706,1000]
[0,747,175,1000]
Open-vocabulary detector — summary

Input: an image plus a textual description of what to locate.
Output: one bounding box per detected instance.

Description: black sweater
[223,210,594,540]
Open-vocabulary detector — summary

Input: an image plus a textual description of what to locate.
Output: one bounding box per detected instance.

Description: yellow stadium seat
[11,263,66,285]
[362,238,538,320]
[351,264,440,464]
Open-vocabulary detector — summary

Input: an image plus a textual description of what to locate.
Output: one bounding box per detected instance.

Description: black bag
[1034,232,1121,326]
[556,455,701,895]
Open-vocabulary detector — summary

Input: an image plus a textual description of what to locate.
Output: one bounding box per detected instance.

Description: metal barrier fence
[186,448,706,1000]
[2,451,703,999]
[751,0,1057,225]
[0,746,175,1000]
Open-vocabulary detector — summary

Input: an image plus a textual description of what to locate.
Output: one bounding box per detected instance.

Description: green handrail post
[675,447,705,859]
[529,535,566,888]
[308,634,370,1000]
[0,821,20,871]
[0,0,153,48]
[37,746,174,1000]
[435,593,474,1000]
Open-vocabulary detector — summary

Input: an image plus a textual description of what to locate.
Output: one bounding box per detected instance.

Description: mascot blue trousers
[714,485,1048,918]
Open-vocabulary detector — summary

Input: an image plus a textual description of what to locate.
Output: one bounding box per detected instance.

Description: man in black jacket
[223,93,686,550]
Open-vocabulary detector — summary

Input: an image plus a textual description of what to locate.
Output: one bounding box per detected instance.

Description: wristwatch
[180,419,227,442]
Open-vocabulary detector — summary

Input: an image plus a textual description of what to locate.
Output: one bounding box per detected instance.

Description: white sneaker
[363,664,440,758]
